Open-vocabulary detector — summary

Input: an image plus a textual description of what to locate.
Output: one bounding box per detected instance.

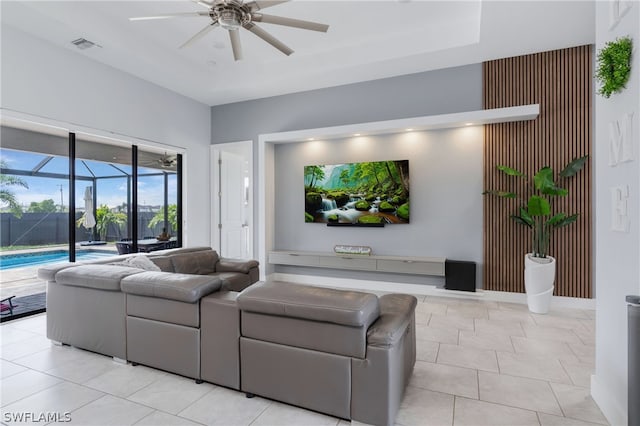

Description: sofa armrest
[216,258,259,274]
[367,294,417,347]
[38,262,79,281]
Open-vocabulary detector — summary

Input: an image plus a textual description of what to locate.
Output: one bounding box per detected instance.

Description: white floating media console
[269,250,446,276]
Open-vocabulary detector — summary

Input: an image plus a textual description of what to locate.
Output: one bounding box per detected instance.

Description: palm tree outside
[0,160,28,217]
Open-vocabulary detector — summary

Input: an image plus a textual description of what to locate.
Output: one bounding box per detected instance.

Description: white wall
[592,2,640,425]
[1,25,212,246]
[273,128,484,287]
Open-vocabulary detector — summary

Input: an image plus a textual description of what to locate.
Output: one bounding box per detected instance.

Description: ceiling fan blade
[228,29,243,61]
[251,13,329,32]
[179,21,219,49]
[129,12,209,21]
[243,22,293,56]
[245,1,289,11]
[194,0,213,7]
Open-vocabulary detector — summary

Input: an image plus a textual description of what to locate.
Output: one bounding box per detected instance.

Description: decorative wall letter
[609,112,634,166]
[609,0,633,30]
[611,185,630,232]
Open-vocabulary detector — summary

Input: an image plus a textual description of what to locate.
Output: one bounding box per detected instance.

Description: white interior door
[212,142,252,259]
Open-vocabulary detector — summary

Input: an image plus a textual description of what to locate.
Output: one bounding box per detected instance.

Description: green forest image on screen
[304,160,409,224]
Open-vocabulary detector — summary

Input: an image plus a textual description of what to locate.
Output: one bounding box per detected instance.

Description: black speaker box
[445,260,476,292]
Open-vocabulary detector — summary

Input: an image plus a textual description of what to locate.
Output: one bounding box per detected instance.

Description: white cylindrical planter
[524,254,556,314]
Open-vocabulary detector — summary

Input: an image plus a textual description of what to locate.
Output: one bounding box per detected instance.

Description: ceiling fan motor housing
[214,1,251,29]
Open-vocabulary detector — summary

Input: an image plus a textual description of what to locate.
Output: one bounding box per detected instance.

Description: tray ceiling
[1,1,595,106]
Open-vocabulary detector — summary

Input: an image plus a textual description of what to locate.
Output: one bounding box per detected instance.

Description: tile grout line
[0,373,62,409]
[547,380,567,418]
[557,358,578,387]
[165,381,219,418]
[535,411,542,426]
[246,399,273,426]
[451,395,457,426]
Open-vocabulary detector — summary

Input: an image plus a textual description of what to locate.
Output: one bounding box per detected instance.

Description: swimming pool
[0,250,116,270]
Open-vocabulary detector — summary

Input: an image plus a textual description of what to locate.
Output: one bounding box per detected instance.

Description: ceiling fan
[129,0,329,61]
[157,152,178,168]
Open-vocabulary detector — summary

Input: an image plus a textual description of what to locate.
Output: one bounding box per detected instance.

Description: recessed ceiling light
[307,138,315,141]
[354,133,361,136]
[465,123,474,126]
[405,128,414,132]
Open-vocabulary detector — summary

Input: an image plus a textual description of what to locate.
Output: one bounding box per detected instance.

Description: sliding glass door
[0,121,183,297]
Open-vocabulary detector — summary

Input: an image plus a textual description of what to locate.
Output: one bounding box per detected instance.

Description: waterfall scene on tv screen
[304,160,409,224]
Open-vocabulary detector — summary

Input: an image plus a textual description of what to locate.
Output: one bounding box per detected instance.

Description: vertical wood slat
[483,45,592,298]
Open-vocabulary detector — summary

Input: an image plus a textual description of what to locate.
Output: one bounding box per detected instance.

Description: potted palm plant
[484,155,588,313]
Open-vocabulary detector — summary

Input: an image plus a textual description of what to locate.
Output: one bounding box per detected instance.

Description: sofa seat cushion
[367,294,417,347]
[121,271,221,303]
[55,265,144,291]
[237,281,380,328]
[171,250,219,275]
[216,259,259,274]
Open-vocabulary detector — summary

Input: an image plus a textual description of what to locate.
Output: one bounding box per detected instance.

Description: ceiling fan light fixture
[216,6,248,29]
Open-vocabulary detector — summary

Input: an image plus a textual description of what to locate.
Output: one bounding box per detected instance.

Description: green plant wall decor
[595,36,633,98]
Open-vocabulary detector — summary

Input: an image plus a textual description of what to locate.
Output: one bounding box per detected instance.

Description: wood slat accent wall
[483,45,592,298]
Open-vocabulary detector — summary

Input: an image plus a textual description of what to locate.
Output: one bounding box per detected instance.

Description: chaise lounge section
[236,281,417,426]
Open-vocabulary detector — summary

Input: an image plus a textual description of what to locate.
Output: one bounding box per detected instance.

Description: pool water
[0,250,116,270]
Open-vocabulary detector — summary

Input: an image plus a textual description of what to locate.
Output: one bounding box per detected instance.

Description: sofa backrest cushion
[55,264,144,291]
[171,250,219,275]
[148,256,174,272]
[153,246,213,256]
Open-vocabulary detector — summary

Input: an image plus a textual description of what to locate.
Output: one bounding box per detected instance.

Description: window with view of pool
[0,250,116,270]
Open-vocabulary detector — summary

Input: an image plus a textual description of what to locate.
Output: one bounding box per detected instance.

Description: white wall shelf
[269,250,446,276]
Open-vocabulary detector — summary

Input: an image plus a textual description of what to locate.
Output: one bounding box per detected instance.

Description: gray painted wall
[210,63,484,286]
[210,64,482,141]
[273,128,483,287]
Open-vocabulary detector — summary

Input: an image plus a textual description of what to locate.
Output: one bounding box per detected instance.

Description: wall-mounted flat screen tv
[304,160,409,225]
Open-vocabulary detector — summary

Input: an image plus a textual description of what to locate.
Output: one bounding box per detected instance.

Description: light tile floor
[0,296,607,426]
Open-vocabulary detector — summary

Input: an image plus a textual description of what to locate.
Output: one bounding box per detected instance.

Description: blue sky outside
[1,148,177,210]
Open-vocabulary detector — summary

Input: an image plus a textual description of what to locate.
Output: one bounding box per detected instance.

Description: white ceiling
[1,1,595,106]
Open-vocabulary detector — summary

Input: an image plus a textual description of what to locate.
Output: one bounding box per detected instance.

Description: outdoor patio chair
[0,296,16,316]
[115,242,132,255]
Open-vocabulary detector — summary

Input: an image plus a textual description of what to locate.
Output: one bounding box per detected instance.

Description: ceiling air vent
[71,38,101,50]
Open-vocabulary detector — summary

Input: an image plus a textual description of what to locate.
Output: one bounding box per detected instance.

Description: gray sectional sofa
[39,247,258,361]
[39,247,417,426]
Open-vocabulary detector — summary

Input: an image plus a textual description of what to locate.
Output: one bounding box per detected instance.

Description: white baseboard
[591,374,627,426]
[268,273,596,310]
